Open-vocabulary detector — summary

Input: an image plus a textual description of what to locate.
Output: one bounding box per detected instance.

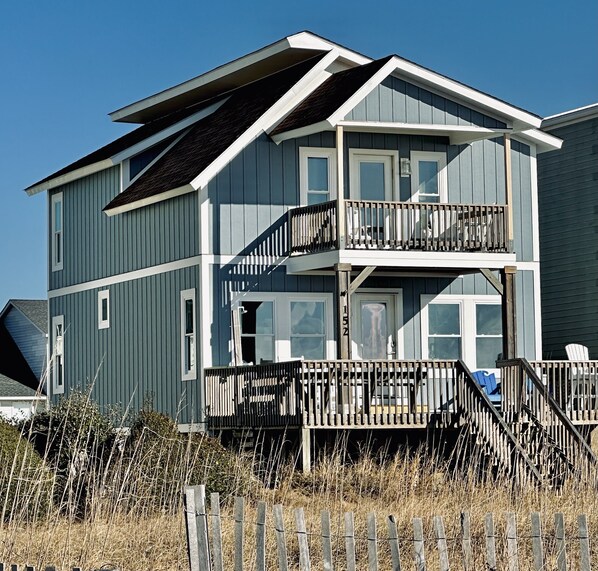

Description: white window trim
[410,151,448,203]
[299,147,337,206]
[181,288,197,381]
[51,192,63,272]
[421,294,501,372]
[232,292,335,362]
[349,149,399,201]
[98,290,110,330]
[51,315,64,395]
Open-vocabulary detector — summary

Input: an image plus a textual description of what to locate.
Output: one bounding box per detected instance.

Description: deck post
[301,427,311,473]
[501,266,517,359]
[335,263,352,360]
[504,133,514,252]
[336,125,345,249]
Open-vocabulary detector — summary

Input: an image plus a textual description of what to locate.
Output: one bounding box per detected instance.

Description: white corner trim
[190,50,339,191]
[103,184,195,216]
[48,256,201,298]
[26,159,115,196]
[529,146,540,263]
[532,266,543,360]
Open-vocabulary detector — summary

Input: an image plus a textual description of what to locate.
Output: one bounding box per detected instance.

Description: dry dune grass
[1,409,598,570]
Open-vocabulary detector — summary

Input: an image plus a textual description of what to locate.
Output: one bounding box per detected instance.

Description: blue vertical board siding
[48,166,198,291]
[49,266,201,423]
[346,76,506,128]
[539,117,598,358]
[4,308,47,380]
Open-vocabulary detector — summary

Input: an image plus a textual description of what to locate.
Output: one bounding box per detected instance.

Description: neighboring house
[0,299,47,419]
[538,103,598,359]
[26,32,598,482]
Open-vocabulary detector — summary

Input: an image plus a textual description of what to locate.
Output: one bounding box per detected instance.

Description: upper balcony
[288,199,514,272]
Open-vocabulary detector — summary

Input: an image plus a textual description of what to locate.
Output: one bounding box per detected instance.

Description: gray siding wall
[49,265,201,424]
[209,133,533,261]
[539,117,598,357]
[346,76,507,128]
[211,266,536,366]
[4,308,47,380]
[49,166,198,290]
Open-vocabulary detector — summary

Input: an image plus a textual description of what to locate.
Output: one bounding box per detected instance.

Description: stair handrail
[516,358,597,466]
[456,360,543,486]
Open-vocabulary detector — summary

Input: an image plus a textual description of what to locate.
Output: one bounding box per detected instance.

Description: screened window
[475,304,503,369]
[240,301,275,364]
[427,303,461,360]
[51,193,63,271]
[300,148,336,206]
[290,301,325,359]
[180,289,196,380]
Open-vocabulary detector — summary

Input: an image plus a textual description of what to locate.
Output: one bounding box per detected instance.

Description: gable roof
[8,300,47,333]
[0,373,38,398]
[103,54,327,215]
[0,320,41,394]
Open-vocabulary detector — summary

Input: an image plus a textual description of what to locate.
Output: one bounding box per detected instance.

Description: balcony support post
[335,263,352,360]
[504,134,514,251]
[336,125,345,250]
[501,266,517,359]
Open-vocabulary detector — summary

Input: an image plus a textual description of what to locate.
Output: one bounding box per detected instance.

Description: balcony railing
[289,200,509,255]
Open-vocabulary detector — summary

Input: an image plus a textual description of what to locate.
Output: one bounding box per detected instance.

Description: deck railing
[499,358,597,482]
[289,200,509,254]
[206,359,461,429]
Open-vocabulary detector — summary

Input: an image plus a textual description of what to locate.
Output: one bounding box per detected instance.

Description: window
[240,301,275,364]
[180,289,196,381]
[422,295,502,371]
[52,315,64,395]
[410,151,447,203]
[290,301,325,359]
[299,148,336,206]
[98,290,110,330]
[235,293,332,363]
[51,193,63,271]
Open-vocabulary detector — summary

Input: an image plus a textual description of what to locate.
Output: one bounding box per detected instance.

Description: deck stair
[459,359,597,488]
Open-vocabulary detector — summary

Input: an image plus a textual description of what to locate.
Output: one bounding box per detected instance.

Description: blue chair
[472,370,501,405]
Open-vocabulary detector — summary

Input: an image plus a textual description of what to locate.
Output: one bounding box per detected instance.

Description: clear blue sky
[1,0,596,309]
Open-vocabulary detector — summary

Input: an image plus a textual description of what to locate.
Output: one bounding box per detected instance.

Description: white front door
[351,154,394,201]
[352,293,397,360]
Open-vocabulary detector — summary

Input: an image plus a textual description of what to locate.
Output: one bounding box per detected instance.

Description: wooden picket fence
[0,566,116,571]
[185,485,594,571]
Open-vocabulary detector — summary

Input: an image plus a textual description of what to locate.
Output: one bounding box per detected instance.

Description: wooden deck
[206,358,598,486]
[289,200,510,255]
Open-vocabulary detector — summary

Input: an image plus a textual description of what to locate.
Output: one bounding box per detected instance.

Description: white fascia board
[270,120,333,144]
[26,159,115,196]
[111,98,228,164]
[543,102,598,128]
[338,120,512,145]
[190,50,339,190]
[286,250,517,274]
[517,129,563,153]
[103,184,194,216]
[287,32,370,65]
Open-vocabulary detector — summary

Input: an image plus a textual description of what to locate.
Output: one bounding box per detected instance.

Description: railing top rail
[344,199,507,208]
[288,200,337,212]
[528,360,598,364]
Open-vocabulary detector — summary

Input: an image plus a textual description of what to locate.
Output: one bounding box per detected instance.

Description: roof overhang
[109,32,369,125]
[542,102,598,129]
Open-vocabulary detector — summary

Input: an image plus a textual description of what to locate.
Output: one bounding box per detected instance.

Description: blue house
[26,33,597,480]
[0,299,47,419]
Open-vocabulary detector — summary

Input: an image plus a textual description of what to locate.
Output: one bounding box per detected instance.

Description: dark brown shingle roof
[271,56,393,136]
[103,54,326,212]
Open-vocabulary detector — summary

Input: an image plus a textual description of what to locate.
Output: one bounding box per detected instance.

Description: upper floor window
[51,193,63,271]
[180,289,197,381]
[410,151,447,203]
[299,147,336,206]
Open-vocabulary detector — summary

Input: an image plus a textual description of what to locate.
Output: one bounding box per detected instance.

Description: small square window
[98,290,110,330]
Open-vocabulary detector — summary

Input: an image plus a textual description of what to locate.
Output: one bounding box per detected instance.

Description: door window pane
[290,301,325,359]
[241,301,274,364]
[360,302,388,359]
[476,303,502,368]
[360,162,386,201]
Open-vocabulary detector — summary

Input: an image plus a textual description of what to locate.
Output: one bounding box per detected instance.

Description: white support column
[301,427,312,474]
[336,125,345,250]
[504,134,514,251]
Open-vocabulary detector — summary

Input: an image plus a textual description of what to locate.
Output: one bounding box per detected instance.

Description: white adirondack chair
[565,343,589,361]
[565,343,592,413]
